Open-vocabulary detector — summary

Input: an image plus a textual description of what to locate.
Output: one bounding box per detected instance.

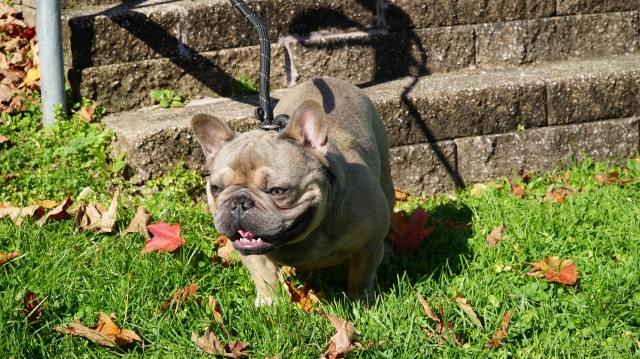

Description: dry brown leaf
[191,326,248,357]
[0,251,18,266]
[394,188,409,202]
[208,295,223,323]
[216,234,237,266]
[510,183,526,199]
[319,312,360,359]
[415,291,462,346]
[159,283,200,312]
[283,280,322,312]
[452,291,483,327]
[120,205,152,239]
[36,194,73,226]
[76,190,118,233]
[77,104,96,123]
[0,204,45,225]
[38,199,57,209]
[486,224,507,248]
[526,256,579,285]
[53,312,142,347]
[24,290,44,323]
[594,172,619,185]
[485,310,514,348]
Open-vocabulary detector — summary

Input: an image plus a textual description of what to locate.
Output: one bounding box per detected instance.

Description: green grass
[2,107,640,357]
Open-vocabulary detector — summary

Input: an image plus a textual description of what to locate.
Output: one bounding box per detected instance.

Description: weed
[149,89,188,108]
[231,70,258,97]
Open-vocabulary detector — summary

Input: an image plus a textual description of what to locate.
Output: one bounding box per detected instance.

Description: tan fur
[192,77,394,305]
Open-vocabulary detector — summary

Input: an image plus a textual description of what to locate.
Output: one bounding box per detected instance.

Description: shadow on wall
[288,0,464,189]
[67,0,463,189]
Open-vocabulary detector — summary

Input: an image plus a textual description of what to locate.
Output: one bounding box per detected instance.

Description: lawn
[2,100,640,358]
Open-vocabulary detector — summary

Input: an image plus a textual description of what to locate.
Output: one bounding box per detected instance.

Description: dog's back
[274,77,395,214]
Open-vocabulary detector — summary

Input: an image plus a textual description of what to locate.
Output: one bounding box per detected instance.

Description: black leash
[230,0,289,131]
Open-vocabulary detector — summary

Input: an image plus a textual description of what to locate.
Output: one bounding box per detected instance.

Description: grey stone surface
[285,26,475,87]
[103,54,640,189]
[456,118,640,183]
[69,44,285,112]
[557,0,640,15]
[105,96,265,184]
[546,67,640,126]
[61,0,380,68]
[369,71,547,147]
[476,12,639,67]
[524,12,639,64]
[63,3,183,67]
[389,141,460,196]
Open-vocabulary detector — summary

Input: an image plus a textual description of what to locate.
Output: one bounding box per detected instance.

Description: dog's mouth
[232,207,315,255]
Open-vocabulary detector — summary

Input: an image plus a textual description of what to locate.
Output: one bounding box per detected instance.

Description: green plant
[149,89,188,108]
[0,98,117,204]
[231,70,258,97]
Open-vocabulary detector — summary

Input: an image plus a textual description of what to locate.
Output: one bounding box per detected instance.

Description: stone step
[67,7,639,113]
[104,54,640,196]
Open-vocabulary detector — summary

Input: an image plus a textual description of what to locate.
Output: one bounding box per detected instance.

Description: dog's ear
[281,99,328,155]
[191,113,235,161]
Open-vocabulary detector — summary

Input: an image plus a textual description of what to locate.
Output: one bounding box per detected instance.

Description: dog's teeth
[256,238,262,242]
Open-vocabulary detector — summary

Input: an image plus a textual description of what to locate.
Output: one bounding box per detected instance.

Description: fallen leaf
[208,296,223,323]
[3,172,20,181]
[53,312,142,347]
[140,221,186,254]
[24,290,43,323]
[415,291,462,346]
[19,65,39,88]
[283,280,322,312]
[77,104,96,123]
[120,206,152,239]
[486,224,507,247]
[510,183,526,199]
[0,204,45,225]
[319,312,360,359]
[0,134,12,148]
[594,172,619,185]
[388,207,436,256]
[76,190,119,233]
[216,234,237,266]
[159,283,200,312]
[38,199,57,209]
[191,326,249,357]
[485,310,514,348]
[36,194,73,226]
[394,189,409,202]
[526,256,579,285]
[0,251,18,266]
[469,183,488,197]
[434,218,468,231]
[543,183,575,204]
[452,291,482,327]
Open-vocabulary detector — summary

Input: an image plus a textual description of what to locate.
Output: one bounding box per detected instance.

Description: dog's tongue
[238,229,255,241]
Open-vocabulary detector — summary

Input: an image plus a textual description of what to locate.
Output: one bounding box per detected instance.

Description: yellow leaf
[20,66,40,88]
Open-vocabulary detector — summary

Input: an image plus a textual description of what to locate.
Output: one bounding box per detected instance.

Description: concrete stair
[15,0,640,195]
[104,54,640,196]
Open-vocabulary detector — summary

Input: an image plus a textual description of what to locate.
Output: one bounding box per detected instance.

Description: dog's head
[191,100,331,255]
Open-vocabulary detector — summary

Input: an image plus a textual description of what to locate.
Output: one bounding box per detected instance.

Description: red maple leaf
[388,207,435,256]
[140,222,186,254]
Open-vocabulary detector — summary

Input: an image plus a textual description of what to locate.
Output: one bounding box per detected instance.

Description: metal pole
[36,0,67,126]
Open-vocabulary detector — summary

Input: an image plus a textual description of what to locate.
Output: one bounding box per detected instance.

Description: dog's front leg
[347,240,384,304]
[239,253,281,306]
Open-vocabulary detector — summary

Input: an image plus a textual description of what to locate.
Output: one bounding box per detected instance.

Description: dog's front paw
[254,294,276,307]
[348,288,376,306]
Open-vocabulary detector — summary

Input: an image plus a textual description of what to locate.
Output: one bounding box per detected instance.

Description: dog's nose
[230,193,254,214]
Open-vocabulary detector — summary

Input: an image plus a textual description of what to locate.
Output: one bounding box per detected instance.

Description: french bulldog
[191,77,394,305]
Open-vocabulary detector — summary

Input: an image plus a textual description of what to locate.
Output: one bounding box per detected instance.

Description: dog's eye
[210,184,222,196]
[268,187,287,196]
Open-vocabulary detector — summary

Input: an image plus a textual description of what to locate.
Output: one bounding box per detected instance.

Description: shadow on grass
[304,202,474,300]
